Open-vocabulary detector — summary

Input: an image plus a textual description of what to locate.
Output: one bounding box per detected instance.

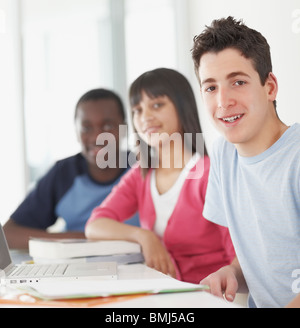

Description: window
[1,0,187,224]
[21,0,184,185]
[124,0,177,85]
[22,0,112,183]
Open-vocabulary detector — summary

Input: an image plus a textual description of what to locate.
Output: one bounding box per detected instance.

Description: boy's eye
[132,107,141,115]
[81,125,92,133]
[205,86,216,92]
[102,123,114,131]
[234,80,246,86]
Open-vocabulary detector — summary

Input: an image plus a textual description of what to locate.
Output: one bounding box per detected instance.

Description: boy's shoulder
[285,123,300,143]
[274,123,300,157]
[212,123,300,159]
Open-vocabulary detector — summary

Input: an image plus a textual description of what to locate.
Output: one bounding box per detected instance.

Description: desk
[112,264,243,308]
[1,251,244,308]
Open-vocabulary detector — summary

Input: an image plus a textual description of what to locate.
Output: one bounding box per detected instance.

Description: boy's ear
[266,72,278,102]
[74,122,80,143]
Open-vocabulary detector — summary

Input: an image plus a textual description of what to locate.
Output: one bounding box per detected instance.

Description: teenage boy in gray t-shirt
[192,16,300,308]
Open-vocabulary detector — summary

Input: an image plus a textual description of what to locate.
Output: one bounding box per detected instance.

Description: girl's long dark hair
[129,68,208,177]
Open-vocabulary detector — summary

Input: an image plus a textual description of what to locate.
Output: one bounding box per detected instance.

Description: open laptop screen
[0,225,12,270]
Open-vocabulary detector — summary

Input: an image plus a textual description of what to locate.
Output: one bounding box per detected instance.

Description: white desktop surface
[1,255,243,308]
[102,288,240,308]
[104,264,240,308]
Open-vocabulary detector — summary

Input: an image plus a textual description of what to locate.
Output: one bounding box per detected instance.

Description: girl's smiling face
[132,91,182,150]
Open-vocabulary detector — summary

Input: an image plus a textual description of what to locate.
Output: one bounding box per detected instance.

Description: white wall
[1,0,299,224]
[187,0,300,153]
[0,0,27,224]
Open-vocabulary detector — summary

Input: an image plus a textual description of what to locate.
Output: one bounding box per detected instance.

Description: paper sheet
[18,278,208,300]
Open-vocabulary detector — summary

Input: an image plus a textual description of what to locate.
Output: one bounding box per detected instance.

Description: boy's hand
[200,264,239,302]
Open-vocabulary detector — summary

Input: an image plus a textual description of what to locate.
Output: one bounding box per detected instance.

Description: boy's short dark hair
[192,16,277,109]
[192,16,273,87]
[75,88,126,121]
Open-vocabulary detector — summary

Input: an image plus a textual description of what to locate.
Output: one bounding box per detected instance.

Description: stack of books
[29,238,144,265]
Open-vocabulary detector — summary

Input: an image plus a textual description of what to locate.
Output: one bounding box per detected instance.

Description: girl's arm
[85,167,177,277]
[85,218,176,278]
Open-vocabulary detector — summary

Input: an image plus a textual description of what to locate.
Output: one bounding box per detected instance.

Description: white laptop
[0,224,117,285]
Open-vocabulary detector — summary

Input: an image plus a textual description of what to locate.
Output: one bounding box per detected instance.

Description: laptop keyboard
[9,264,68,277]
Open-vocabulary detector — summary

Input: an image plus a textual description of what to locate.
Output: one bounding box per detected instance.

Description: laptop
[0,224,117,285]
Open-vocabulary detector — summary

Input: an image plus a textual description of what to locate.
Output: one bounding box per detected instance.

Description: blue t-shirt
[11,153,139,231]
[203,123,300,308]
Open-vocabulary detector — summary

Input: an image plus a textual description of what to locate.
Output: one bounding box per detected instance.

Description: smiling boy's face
[198,47,279,156]
[75,99,124,169]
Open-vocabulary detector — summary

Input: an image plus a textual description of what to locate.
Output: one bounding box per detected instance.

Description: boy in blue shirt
[4,89,139,249]
[192,17,300,307]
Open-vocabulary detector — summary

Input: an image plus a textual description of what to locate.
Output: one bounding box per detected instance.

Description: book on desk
[28,238,144,265]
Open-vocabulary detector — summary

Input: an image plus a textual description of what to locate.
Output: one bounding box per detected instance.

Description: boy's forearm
[3,219,85,249]
[285,294,300,308]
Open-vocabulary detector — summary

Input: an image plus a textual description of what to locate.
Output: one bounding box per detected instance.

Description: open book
[29,238,144,264]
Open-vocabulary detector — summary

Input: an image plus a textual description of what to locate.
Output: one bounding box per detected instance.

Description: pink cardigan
[87,156,235,283]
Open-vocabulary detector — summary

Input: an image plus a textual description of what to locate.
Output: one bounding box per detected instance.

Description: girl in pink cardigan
[85,68,235,283]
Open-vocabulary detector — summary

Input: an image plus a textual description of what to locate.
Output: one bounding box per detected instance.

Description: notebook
[0,224,117,285]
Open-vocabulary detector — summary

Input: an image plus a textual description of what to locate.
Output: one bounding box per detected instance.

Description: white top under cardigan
[151,153,200,237]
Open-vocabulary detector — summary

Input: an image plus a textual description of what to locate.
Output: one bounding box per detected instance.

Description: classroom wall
[0,0,27,224]
[187,0,300,152]
[0,0,299,224]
